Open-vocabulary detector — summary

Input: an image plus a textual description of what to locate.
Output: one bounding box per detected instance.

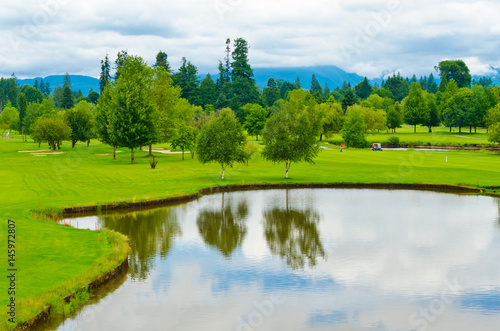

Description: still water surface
[53,189,500,331]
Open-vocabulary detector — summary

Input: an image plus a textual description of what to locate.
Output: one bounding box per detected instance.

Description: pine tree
[114,50,129,80]
[61,85,74,109]
[63,72,71,89]
[153,51,170,72]
[309,74,323,101]
[99,53,111,93]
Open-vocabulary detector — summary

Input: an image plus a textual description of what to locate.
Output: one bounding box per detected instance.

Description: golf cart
[371,143,382,151]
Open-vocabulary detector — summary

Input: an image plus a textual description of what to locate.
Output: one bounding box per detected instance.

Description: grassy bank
[1,135,499,329]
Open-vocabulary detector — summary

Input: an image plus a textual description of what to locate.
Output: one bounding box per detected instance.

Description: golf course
[1,125,499,329]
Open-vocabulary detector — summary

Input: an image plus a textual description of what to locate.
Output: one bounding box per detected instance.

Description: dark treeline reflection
[264,190,326,270]
[197,193,249,258]
[100,207,180,280]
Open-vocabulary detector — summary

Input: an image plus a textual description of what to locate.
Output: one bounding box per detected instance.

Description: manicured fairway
[0,135,499,329]
[325,125,495,146]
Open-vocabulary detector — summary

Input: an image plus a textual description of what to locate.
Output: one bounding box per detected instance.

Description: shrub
[386,136,400,146]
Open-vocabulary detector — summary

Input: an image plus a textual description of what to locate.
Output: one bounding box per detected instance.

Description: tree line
[1,40,500,178]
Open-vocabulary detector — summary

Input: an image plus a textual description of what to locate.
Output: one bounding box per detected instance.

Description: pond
[48,189,500,331]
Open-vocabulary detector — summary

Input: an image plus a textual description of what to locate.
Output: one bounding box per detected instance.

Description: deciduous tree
[196,108,247,179]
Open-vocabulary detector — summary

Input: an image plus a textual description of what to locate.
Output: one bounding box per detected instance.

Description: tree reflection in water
[197,193,249,258]
[264,190,326,270]
[100,207,180,280]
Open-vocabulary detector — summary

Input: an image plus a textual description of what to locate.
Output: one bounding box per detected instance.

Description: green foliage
[87,90,100,104]
[0,103,19,133]
[64,100,94,147]
[386,135,400,146]
[261,90,322,178]
[153,51,170,72]
[99,53,111,94]
[170,122,197,160]
[341,89,357,110]
[20,85,45,104]
[403,83,429,132]
[316,97,344,140]
[114,50,129,81]
[110,55,157,163]
[423,92,440,132]
[199,74,217,109]
[30,116,71,149]
[309,74,324,101]
[348,104,387,133]
[196,108,247,179]
[19,93,27,132]
[442,88,476,132]
[263,78,281,107]
[386,106,403,133]
[383,73,410,102]
[436,60,472,91]
[231,38,253,82]
[61,85,75,109]
[23,99,55,134]
[243,103,268,140]
[341,107,368,148]
[354,77,373,100]
[488,123,500,145]
[153,66,182,143]
[172,57,199,105]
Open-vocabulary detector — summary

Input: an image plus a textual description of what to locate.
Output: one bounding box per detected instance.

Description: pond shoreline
[63,182,495,217]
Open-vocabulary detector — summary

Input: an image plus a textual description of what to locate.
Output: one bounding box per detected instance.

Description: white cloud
[1,0,500,79]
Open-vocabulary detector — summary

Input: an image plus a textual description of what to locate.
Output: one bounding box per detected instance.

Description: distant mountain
[16,75,99,95]
[252,65,368,90]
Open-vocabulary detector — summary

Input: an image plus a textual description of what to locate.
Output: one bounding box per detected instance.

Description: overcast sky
[1,0,500,79]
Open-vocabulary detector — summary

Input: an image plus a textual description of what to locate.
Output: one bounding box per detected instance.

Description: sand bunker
[18,150,51,153]
[151,149,188,154]
[31,152,66,155]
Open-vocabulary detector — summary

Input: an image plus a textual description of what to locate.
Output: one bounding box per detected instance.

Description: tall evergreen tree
[172,57,200,105]
[153,51,170,72]
[354,77,373,100]
[61,85,74,109]
[263,78,281,107]
[309,74,323,101]
[99,53,112,94]
[231,38,253,82]
[293,76,301,89]
[199,74,217,109]
[63,72,71,89]
[427,74,438,94]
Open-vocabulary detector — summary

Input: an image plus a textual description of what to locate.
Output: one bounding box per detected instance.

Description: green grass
[325,125,495,146]
[0,134,499,329]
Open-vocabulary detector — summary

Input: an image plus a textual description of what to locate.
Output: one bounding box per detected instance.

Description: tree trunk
[38,142,41,148]
[414,125,416,133]
[182,149,185,160]
[221,165,225,180]
[285,161,290,179]
[131,147,134,164]
[319,133,323,142]
[428,126,432,133]
[113,146,116,160]
[72,140,76,148]
[149,145,152,156]
[256,135,259,141]
[87,140,90,147]
[191,150,195,159]
[475,127,477,134]
[459,126,462,133]
[470,126,472,134]
[449,127,452,133]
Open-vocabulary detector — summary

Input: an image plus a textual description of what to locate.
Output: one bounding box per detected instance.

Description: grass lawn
[324,125,495,146]
[1,134,499,329]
